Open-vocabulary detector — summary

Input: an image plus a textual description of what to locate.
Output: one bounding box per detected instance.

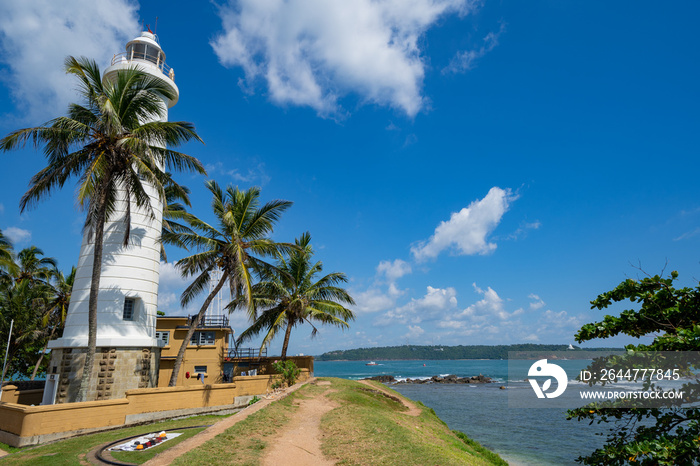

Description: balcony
[225,347,268,360]
[111,51,173,81]
[187,315,230,328]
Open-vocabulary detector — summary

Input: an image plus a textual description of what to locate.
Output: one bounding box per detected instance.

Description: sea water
[315,359,609,466]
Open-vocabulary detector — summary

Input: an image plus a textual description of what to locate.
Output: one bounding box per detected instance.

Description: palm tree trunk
[30,326,56,380]
[168,270,229,387]
[280,321,293,360]
[76,185,109,402]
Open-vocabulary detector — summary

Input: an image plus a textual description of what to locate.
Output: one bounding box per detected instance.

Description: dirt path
[142,380,311,466]
[0,447,7,458]
[261,380,337,466]
[357,380,421,416]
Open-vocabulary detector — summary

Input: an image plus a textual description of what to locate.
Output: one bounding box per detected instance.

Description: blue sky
[1,1,698,356]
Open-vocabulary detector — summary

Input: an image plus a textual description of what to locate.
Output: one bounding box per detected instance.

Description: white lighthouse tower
[46,31,178,403]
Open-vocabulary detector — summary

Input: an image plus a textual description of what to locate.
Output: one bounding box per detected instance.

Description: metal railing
[188,315,230,328]
[111,52,174,80]
[226,347,267,359]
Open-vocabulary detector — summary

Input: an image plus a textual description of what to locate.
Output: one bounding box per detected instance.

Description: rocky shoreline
[364,374,493,384]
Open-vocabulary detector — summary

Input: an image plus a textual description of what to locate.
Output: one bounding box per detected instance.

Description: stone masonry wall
[47,347,160,403]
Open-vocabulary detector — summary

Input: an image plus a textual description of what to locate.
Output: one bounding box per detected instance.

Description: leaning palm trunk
[280,322,294,360]
[77,185,109,402]
[168,270,229,386]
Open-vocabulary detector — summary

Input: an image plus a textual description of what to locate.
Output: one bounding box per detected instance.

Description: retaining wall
[0,368,310,447]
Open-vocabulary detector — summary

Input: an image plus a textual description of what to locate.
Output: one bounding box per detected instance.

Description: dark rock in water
[500,386,506,390]
[396,374,493,384]
[363,375,396,383]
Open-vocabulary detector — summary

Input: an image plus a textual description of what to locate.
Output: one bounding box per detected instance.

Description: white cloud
[375,285,457,326]
[353,288,396,313]
[411,187,517,261]
[528,293,545,310]
[460,283,523,320]
[539,310,583,329]
[351,258,412,313]
[0,0,140,121]
[211,0,478,117]
[443,22,505,74]
[674,228,700,241]
[3,226,31,245]
[403,325,425,340]
[205,161,271,186]
[377,259,412,282]
[505,220,541,241]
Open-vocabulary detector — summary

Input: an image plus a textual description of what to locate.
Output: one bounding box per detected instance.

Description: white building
[45,31,179,403]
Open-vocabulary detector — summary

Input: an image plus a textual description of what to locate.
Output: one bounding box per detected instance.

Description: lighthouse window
[130,43,147,61]
[190,331,215,346]
[123,298,135,321]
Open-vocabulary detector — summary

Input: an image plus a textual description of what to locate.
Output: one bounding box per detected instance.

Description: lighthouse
[46,31,178,403]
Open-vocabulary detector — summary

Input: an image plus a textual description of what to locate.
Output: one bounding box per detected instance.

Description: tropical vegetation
[162,180,292,386]
[236,232,355,359]
[0,231,74,381]
[317,344,621,361]
[568,271,700,465]
[0,56,204,400]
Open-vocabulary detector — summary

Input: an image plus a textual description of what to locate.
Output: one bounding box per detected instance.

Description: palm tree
[14,246,57,286]
[162,180,292,386]
[0,229,17,279]
[30,266,76,380]
[0,56,205,401]
[236,232,355,359]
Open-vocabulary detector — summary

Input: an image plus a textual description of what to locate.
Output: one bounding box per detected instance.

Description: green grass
[171,385,312,466]
[0,413,230,466]
[0,378,506,466]
[173,378,505,466]
[321,378,507,466]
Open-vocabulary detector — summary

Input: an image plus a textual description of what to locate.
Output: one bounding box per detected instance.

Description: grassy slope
[0,414,230,466]
[173,378,506,466]
[321,379,506,466]
[0,378,506,465]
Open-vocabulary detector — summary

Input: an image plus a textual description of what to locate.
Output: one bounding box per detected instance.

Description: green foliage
[236,232,355,359]
[161,181,292,386]
[272,360,300,387]
[452,430,509,466]
[568,272,700,465]
[0,236,73,381]
[248,395,261,405]
[317,344,620,361]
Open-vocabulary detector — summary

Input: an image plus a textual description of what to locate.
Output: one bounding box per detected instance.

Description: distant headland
[316,344,622,361]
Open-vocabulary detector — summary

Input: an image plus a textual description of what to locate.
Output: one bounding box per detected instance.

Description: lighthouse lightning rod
[0,319,14,399]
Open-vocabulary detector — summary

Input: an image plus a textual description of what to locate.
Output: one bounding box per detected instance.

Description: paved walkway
[143,379,312,466]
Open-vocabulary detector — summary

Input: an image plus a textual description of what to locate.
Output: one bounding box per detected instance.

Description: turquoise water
[315,359,609,465]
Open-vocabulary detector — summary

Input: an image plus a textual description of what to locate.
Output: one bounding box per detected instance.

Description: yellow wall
[0,386,44,405]
[156,317,231,387]
[0,368,311,447]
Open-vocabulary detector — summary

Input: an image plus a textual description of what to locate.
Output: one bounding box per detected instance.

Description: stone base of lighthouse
[47,346,160,403]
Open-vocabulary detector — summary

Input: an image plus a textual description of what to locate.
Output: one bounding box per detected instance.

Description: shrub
[271,360,300,387]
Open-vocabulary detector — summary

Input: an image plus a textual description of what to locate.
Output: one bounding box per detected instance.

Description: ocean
[315,359,609,466]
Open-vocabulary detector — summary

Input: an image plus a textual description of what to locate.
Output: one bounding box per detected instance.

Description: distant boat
[366,361,378,366]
